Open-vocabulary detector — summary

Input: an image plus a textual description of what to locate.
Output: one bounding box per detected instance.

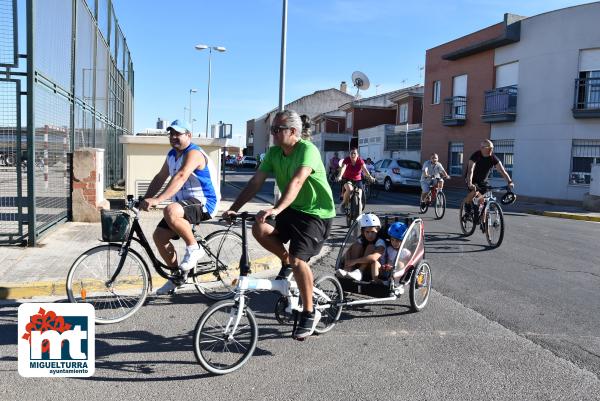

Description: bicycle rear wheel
[434,191,446,220]
[66,244,149,324]
[193,230,245,301]
[313,275,344,334]
[409,260,432,312]
[193,299,258,375]
[485,202,505,248]
[459,201,476,236]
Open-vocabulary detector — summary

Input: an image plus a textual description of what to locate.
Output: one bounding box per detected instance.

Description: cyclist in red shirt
[336,148,375,214]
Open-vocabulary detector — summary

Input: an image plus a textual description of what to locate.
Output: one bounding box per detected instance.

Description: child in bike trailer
[337,213,385,282]
[377,222,411,289]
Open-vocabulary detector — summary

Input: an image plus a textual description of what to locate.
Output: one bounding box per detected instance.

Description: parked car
[239,156,258,169]
[373,159,422,191]
[225,156,238,169]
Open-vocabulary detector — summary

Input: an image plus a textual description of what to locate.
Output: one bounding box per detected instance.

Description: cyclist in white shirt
[420,153,450,208]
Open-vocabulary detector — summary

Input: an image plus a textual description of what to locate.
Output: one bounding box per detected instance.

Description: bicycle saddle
[500,191,517,205]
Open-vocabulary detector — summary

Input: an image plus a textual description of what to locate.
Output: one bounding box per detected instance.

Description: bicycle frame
[106,203,225,287]
[225,212,334,334]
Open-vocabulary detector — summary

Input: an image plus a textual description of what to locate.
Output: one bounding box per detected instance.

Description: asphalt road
[0,170,598,400]
[226,170,600,378]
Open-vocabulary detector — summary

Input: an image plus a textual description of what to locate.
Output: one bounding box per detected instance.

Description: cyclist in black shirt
[463,139,514,213]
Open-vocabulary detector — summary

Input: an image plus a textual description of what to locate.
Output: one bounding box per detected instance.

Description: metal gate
[0,0,134,245]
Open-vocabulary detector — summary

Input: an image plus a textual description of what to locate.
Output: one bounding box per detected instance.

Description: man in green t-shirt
[224,109,335,340]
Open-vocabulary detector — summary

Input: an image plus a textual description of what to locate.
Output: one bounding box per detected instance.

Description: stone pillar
[71,148,110,222]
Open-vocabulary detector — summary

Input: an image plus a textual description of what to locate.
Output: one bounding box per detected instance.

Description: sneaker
[335,269,348,278]
[347,269,362,281]
[396,284,405,295]
[179,247,206,272]
[294,309,322,339]
[276,264,292,280]
[156,279,179,295]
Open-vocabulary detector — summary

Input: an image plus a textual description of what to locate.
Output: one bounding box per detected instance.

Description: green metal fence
[0,0,134,245]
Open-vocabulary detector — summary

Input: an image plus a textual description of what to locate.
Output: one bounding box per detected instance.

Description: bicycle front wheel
[193,299,258,375]
[313,275,344,334]
[193,230,247,301]
[485,202,505,248]
[66,244,149,324]
[434,191,446,220]
[459,201,476,236]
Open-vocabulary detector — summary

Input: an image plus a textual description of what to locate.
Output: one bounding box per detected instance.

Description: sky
[112,0,595,145]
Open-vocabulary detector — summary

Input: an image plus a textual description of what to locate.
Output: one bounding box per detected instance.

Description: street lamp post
[189,88,197,133]
[195,44,226,137]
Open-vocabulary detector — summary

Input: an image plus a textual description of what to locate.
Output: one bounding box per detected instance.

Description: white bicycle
[193,212,344,375]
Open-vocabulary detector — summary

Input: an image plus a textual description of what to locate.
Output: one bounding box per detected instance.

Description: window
[398,103,408,123]
[448,142,464,176]
[491,140,514,178]
[577,49,600,110]
[346,112,353,130]
[432,81,441,104]
[577,70,600,109]
[570,139,600,184]
[374,160,383,169]
[381,159,392,169]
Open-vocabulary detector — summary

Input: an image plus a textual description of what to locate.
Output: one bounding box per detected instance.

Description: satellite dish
[352,71,370,97]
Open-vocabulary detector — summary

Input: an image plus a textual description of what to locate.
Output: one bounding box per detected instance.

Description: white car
[373,159,422,191]
[239,156,258,169]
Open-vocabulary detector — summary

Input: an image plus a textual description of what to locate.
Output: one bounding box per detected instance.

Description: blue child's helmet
[388,222,408,240]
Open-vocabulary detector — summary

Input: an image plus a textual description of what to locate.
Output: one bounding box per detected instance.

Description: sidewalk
[440,187,600,222]
[0,183,280,300]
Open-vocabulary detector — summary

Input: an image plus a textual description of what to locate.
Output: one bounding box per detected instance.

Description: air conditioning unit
[135,179,171,207]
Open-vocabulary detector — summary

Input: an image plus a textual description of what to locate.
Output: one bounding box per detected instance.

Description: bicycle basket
[100,209,131,242]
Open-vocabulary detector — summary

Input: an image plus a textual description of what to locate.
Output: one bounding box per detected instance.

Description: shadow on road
[425,231,490,253]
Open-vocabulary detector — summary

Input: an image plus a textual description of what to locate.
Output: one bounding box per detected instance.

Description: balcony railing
[573,77,600,118]
[482,85,517,123]
[442,96,467,126]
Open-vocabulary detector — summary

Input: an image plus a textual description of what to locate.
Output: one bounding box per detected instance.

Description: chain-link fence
[0,0,134,245]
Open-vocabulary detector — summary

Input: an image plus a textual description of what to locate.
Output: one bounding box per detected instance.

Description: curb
[0,255,281,301]
[526,210,600,222]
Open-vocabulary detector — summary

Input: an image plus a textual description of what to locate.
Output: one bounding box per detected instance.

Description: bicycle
[459,185,516,248]
[341,181,364,227]
[419,177,447,219]
[66,195,249,324]
[193,212,344,375]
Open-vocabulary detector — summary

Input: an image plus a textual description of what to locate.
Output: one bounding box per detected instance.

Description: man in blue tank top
[140,119,221,295]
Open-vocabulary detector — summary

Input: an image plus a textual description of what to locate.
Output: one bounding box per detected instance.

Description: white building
[489,3,600,200]
[246,87,354,157]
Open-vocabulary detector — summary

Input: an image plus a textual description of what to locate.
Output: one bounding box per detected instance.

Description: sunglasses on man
[270,125,291,134]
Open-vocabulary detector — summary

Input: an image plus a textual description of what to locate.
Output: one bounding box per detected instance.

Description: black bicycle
[459,185,516,248]
[66,195,249,324]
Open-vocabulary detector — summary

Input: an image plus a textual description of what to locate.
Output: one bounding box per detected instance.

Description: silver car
[373,159,422,191]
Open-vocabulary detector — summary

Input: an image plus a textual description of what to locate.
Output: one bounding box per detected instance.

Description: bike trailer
[335,213,426,298]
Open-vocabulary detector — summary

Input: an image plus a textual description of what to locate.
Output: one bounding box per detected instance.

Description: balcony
[481,86,518,123]
[442,96,467,126]
[573,77,600,118]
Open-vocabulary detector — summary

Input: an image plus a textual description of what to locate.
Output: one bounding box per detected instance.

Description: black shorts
[157,198,212,238]
[274,208,332,262]
[465,179,490,194]
[342,179,364,190]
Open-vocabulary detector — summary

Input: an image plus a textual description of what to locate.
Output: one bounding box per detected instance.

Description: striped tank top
[167,143,220,217]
